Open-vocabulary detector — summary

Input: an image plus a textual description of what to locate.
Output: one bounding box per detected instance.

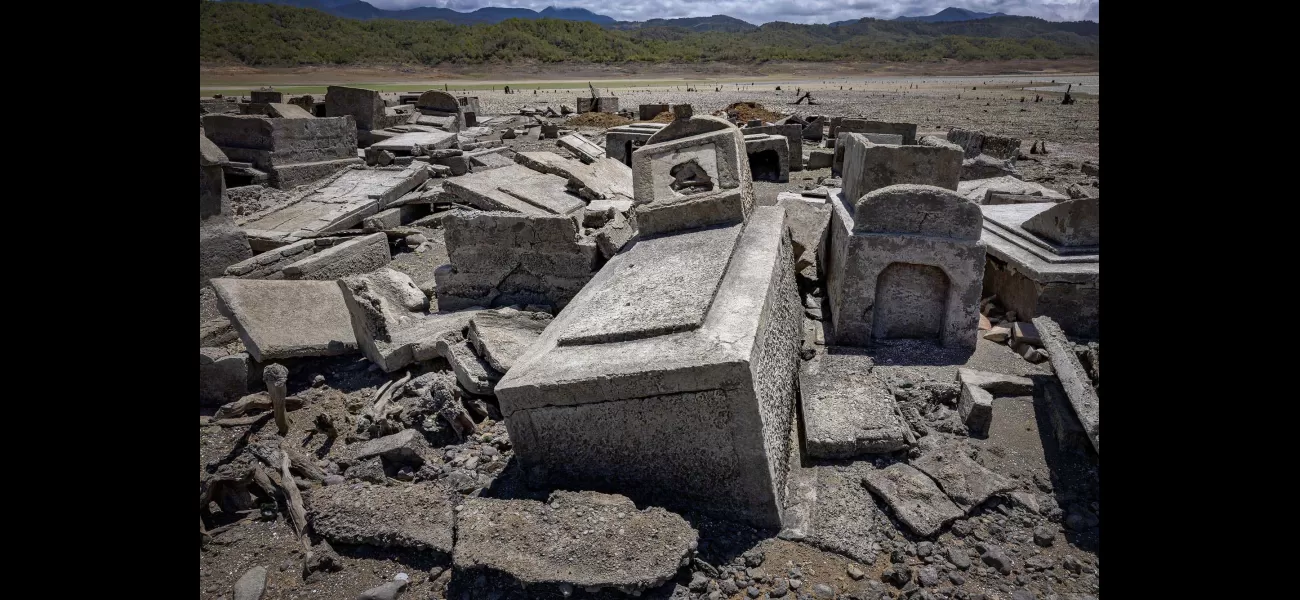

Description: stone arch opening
[872,262,950,341]
[749,150,782,182]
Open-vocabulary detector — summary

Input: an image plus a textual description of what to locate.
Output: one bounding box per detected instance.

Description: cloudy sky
[363,0,1099,25]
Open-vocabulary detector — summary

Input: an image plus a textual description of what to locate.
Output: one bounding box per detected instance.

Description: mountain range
[222,2,1068,29]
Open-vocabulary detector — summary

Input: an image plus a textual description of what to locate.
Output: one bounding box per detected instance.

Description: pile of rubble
[200,86,1099,600]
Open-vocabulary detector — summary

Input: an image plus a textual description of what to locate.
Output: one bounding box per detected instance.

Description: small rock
[357,579,407,600]
[689,572,709,592]
[1011,590,1036,600]
[917,541,933,557]
[847,565,865,580]
[883,565,911,587]
[1033,526,1055,547]
[769,579,789,597]
[312,374,326,387]
[233,566,267,600]
[405,233,428,247]
[1062,555,1084,575]
[812,583,835,599]
[981,546,1013,575]
[746,585,761,598]
[918,567,940,587]
[983,327,1011,342]
[948,547,972,570]
[979,314,991,331]
[744,549,765,567]
[377,150,395,167]
[949,572,966,585]
[720,579,739,594]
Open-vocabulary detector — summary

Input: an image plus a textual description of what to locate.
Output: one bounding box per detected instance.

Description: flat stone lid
[981,203,1099,261]
[370,130,456,152]
[556,223,744,346]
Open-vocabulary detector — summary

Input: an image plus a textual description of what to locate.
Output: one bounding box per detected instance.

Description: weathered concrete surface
[281,232,391,280]
[747,123,804,171]
[369,130,457,155]
[800,350,908,457]
[911,440,1015,512]
[962,154,1019,181]
[606,123,664,166]
[825,185,985,349]
[957,176,1067,204]
[1022,197,1100,247]
[325,86,407,132]
[442,164,584,216]
[435,331,501,395]
[495,206,801,530]
[947,127,1021,160]
[467,307,552,373]
[840,134,963,206]
[558,133,605,164]
[200,349,250,407]
[264,102,313,119]
[744,133,791,183]
[351,429,429,465]
[514,151,633,201]
[307,482,455,553]
[782,463,886,565]
[776,192,832,277]
[957,367,1033,396]
[435,210,599,311]
[453,490,697,591]
[862,463,964,537]
[202,114,361,189]
[233,566,267,600]
[837,119,917,145]
[556,223,741,345]
[338,267,476,372]
[242,165,428,243]
[211,278,358,361]
[980,202,1099,338]
[958,383,994,436]
[631,116,754,237]
[200,218,253,288]
[1034,316,1099,454]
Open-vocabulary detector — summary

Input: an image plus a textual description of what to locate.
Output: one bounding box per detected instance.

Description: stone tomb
[947,127,1021,160]
[495,116,800,530]
[743,133,790,183]
[605,123,666,166]
[831,132,901,176]
[980,198,1099,338]
[745,123,803,171]
[832,118,917,145]
[241,164,428,247]
[202,114,362,189]
[825,184,986,349]
[325,86,411,145]
[414,90,475,131]
[629,115,753,237]
[839,133,963,204]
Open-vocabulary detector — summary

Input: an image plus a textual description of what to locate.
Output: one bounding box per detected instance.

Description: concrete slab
[241,165,428,241]
[211,278,358,361]
[556,223,742,345]
[307,482,455,554]
[800,350,909,457]
[557,133,605,164]
[515,151,633,201]
[467,307,553,373]
[454,490,697,592]
[911,440,1015,512]
[442,164,584,216]
[1034,316,1098,454]
[337,267,477,372]
[957,176,1067,205]
[862,463,964,538]
[369,130,457,155]
[282,232,391,280]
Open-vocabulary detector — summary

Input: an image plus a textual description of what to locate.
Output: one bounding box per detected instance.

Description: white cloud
[362,1,1099,25]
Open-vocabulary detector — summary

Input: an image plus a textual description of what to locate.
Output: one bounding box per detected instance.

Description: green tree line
[199,1,1099,66]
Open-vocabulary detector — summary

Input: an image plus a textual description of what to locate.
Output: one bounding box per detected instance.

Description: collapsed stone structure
[202,114,362,189]
[414,90,477,131]
[496,109,801,530]
[325,85,413,146]
[605,122,666,166]
[981,198,1099,337]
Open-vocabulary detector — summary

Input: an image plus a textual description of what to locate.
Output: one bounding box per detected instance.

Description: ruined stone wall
[202,115,358,170]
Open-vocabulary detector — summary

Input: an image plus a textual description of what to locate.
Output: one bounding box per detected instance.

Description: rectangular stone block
[744,133,790,183]
[639,104,670,120]
[282,232,391,280]
[747,124,803,171]
[211,278,358,361]
[443,164,584,216]
[958,382,993,436]
[243,165,429,238]
[947,127,1022,160]
[326,85,386,131]
[495,206,801,530]
[800,350,908,458]
[558,133,606,164]
[631,125,753,237]
[840,133,962,205]
[838,119,917,145]
[605,124,664,166]
[1034,316,1098,454]
[250,89,283,104]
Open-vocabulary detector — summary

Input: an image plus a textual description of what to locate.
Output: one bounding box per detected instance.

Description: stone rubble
[199,92,1098,600]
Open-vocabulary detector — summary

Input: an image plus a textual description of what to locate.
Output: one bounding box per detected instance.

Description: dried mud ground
[200,85,1099,600]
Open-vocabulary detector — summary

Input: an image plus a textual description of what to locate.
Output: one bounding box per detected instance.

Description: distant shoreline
[199,59,1099,89]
